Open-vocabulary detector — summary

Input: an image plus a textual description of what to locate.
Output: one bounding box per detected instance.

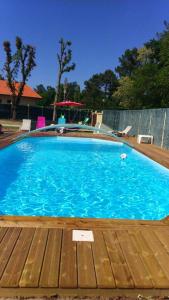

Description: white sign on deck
[72,230,94,242]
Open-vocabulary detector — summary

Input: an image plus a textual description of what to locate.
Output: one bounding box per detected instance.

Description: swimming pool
[0,136,169,220]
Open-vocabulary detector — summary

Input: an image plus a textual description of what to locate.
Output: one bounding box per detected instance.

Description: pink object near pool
[36,116,46,129]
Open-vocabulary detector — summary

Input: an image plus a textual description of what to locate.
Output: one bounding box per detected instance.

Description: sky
[0,0,169,90]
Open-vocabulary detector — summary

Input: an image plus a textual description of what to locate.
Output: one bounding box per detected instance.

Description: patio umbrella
[54,100,84,107]
[53,100,84,122]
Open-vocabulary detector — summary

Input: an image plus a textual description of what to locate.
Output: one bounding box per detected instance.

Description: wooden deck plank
[142,229,169,281]
[103,230,134,288]
[154,227,169,252]
[77,242,97,288]
[0,228,21,279]
[2,287,169,298]
[116,230,153,288]
[128,229,169,288]
[0,228,8,242]
[0,215,167,234]
[59,229,77,288]
[39,228,62,287]
[0,228,35,287]
[19,228,48,287]
[92,230,115,288]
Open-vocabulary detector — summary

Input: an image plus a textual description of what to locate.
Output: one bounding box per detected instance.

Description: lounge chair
[20,119,31,131]
[78,117,90,125]
[108,126,132,137]
[116,126,132,137]
[83,117,90,125]
[58,116,66,124]
[36,116,46,129]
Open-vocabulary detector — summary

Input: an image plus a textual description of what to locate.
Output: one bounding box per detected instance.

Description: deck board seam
[101,229,116,287]
[37,228,50,287]
[57,229,63,288]
[0,227,8,244]
[128,229,156,288]
[17,228,36,288]
[148,229,169,281]
[138,229,169,286]
[115,230,135,288]
[75,236,78,288]
[0,228,22,282]
[116,229,154,288]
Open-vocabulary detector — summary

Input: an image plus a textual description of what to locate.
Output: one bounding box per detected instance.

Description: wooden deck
[0,217,169,297]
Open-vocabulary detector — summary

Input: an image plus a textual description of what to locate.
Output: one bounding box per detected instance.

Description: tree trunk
[11,93,22,120]
[53,72,62,121]
[10,96,17,120]
[12,105,17,120]
[52,101,57,121]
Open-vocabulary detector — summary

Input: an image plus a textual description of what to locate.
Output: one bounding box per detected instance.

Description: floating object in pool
[120,153,127,160]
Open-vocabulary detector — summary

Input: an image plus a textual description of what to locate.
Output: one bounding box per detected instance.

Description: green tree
[114,22,169,109]
[82,70,118,109]
[35,84,56,106]
[144,39,161,64]
[157,67,169,107]
[156,25,169,106]
[35,81,81,107]
[3,36,36,119]
[115,48,140,77]
[113,76,136,109]
[137,47,153,65]
[53,38,75,121]
[59,81,81,102]
[132,64,161,108]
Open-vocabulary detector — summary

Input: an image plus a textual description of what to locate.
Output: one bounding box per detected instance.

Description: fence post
[137,111,142,135]
[161,110,167,148]
[148,112,152,134]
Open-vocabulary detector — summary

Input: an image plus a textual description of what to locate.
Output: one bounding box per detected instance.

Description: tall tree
[113,76,136,109]
[53,38,75,121]
[156,24,169,106]
[35,84,56,106]
[137,47,153,65]
[115,48,140,77]
[144,39,161,64]
[82,70,118,109]
[3,36,36,119]
[113,22,169,109]
[59,81,81,102]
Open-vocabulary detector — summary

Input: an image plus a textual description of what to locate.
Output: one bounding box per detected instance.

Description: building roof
[0,80,42,99]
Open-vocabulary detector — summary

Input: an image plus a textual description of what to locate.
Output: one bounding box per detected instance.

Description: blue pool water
[0,136,169,220]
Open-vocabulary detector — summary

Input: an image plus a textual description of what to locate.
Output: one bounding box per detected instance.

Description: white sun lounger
[20,119,31,131]
[108,125,132,137]
[117,125,132,136]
